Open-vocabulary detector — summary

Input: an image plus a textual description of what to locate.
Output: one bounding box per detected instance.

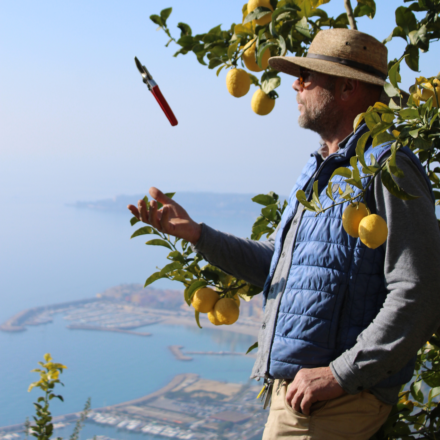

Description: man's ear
[339,78,361,101]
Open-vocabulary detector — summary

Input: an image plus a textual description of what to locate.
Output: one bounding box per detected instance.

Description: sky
[1,0,438,204]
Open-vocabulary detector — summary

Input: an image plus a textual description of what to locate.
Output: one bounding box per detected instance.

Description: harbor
[0,374,266,440]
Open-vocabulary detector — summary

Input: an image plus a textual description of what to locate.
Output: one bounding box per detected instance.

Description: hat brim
[268,56,386,87]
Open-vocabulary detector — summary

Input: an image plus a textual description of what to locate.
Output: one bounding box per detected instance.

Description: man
[128,29,440,439]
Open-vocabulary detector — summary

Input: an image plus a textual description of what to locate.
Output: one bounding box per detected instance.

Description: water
[0,198,260,434]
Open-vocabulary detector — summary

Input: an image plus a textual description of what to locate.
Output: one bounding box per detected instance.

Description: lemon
[214,298,240,325]
[251,89,275,115]
[247,0,273,26]
[342,203,369,238]
[207,310,223,326]
[242,40,270,72]
[358,214,388,249]
[226,68,251,98]
[191,287,219,313]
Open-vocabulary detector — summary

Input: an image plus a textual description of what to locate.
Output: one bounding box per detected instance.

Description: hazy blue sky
[2,0,438,204]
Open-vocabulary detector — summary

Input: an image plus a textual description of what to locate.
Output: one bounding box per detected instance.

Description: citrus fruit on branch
[243,40,270,72]
[358,214,388,249]
[191,287,220,313]
[251,89,276,115]
[342,202,369,238]
[247,0,273,26]
[214,298,240,325]
[226,68,251,98]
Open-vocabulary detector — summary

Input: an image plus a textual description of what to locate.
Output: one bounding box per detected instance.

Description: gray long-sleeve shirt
[194,152,440,405]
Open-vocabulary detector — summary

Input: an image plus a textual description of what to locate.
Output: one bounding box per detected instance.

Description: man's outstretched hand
[127,187,201,245]
[285,367,346,416]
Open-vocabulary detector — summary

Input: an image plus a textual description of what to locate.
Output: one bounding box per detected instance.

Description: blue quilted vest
[264,124,434,388]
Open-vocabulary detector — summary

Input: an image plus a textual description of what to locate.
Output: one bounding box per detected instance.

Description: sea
[0,195,262,438]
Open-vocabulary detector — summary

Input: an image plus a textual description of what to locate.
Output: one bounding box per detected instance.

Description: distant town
[0,283,263,337]
[0,374,267,440]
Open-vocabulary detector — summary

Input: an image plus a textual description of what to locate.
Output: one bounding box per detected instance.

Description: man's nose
[292,78,301,92]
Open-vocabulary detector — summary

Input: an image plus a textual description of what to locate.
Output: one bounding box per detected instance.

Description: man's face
[293,69,338,137]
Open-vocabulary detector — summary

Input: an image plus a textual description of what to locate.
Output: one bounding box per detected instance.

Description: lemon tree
[143,1,440,438]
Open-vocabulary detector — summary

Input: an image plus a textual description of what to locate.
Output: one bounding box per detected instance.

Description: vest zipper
[263,151,347,381]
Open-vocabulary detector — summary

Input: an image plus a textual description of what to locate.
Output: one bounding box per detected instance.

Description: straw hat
[268,28,388,86]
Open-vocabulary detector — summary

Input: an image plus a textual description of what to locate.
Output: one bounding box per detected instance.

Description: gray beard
[298,88,337,138]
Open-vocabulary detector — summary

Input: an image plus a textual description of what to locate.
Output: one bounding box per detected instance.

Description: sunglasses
[299,67,312,90]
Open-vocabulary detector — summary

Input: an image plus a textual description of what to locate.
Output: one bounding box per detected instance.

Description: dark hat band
[306,53,388,80]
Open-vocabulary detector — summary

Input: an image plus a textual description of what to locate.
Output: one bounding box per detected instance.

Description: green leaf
[244,7,272,25]
[384,82,401,98]
[257,41,277,68]
[381,112,395,124]
[167,251,186,263]
[370,122,393,138]
[339,184,354,200]
[246,341,258,354]
[278,34,287,56]
[248,73,260,86]
[295,16,311,38]
[145,239,173,250]
[381,164,418,200]
[356,132,377,174]
[410,380,424,403]
[160,7,172,23]
[194,310,202,329]
[130,216,140,226]
[395,7,417,35]
[353,112,365,132]
[312,180,322,210]
[347,156,363,190]
[160,262,183,276]
[262,204,278,221]
[372,131,395,148]
[261,71,281,94]
[399,108,419,120]
[388,59,402,89]
[144,271,164,288]
[404,44,419,72]
[389,143,405,178]
[364,111,381,130]
[252,194,277,206]
[150,14,164,27]
[329,167,352,181]
[296,189,316,212]
[354,3,375,19]
[177,22,192,37]
[131,226,156,239]
[184,280,207,306]
[228,38,240,61]
[216,64,225,76]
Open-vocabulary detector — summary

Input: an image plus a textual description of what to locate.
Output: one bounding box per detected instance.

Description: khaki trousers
[262,380,392,440]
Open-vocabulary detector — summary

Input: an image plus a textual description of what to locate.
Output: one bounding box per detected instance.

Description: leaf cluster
[384,0,440,72]
[130,193,275,327]
[27,353,66,440]
[150,1,356,95]
[296,58,439,217]
[26,354,91,440]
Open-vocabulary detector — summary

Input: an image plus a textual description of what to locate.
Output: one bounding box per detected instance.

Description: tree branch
[344,0,358,30]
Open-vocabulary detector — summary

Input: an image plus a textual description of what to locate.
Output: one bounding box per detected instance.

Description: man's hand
[285,367,346,416]
[127,187,201,245]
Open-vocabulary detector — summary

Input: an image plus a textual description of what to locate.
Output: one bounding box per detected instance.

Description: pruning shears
[134,57,178,127]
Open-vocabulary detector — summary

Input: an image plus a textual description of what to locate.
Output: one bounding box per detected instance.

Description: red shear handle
[151,85,178,126]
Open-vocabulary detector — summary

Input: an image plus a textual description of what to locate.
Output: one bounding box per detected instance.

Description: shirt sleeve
[192,223,276,288]
[330,153,440,394]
